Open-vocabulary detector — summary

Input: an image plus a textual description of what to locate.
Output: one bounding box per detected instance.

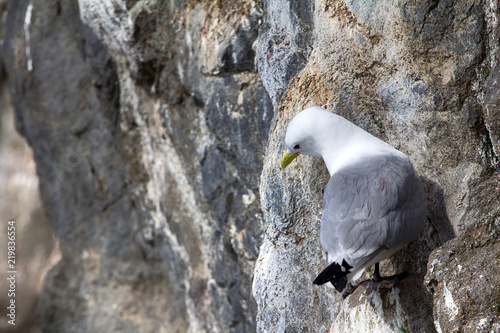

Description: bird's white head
[280,107,399,174]
[281,107,340,169]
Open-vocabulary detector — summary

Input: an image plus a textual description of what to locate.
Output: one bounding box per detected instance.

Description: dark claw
[341,282,358,299]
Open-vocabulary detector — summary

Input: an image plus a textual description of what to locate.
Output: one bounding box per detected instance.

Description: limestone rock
[331,275,435,333]
[1,0,500,332]
[425,218,500,333]
[254,0,500,332]
[0,68,57,333]
[3,0,271,332]
[253,0,315,107]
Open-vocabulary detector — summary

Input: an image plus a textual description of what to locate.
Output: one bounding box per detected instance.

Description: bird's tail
[313,259,353,292]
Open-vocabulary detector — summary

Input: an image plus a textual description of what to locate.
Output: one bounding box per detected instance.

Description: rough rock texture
[254,0,500,332]
[1,0,500,333]
[3,1,271,332]
[330,274,435,333]
[0,65,57,333]
[425,218,500,333]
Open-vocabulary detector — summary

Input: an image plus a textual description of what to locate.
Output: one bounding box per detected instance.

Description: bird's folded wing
[320,154,425,267]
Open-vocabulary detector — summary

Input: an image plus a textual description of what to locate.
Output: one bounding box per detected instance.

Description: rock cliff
[1,0,498,332]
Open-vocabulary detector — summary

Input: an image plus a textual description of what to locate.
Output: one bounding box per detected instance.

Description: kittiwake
[280,107,426,295]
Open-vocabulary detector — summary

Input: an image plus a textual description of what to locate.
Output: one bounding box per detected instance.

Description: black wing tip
[313,259,352,292]
[332,276,347,292]
[312,276,325,285]
[341,259,353,271]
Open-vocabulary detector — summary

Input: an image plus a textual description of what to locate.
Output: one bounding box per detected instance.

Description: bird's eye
[293,144,301,150]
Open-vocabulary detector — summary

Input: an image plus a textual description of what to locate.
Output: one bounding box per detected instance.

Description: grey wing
[320,154,426,268]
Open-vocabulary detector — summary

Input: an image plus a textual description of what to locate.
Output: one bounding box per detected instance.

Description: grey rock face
[484,66,500,160]
[253,0,315,107]
[331,274,436,333]
[425,218,500,333]
[0,66,57,333]
[3,0,271,332]
[254,0,500,332]
[1,0,499,332]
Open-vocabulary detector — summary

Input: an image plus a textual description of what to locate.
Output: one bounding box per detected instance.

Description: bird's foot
[372,262,409,282]
[341,282,358,299]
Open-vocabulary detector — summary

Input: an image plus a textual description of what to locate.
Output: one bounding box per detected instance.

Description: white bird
[280,107,426,295]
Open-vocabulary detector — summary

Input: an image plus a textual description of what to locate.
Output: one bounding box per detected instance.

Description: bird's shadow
[421,176,456,243]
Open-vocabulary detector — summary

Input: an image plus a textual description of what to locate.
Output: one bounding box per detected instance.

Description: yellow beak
[280,151,299,170]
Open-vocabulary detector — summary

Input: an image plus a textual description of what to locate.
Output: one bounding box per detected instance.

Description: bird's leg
[372,262,383,282]
[341,278,375,298]
[342,263,411,299]
[372,262,409,282]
